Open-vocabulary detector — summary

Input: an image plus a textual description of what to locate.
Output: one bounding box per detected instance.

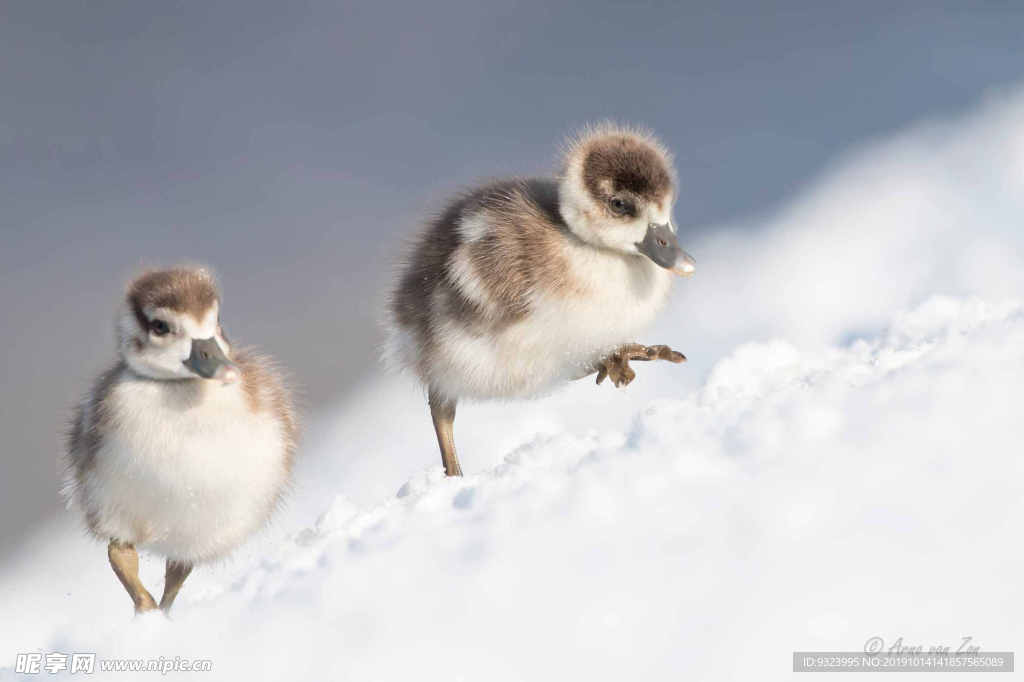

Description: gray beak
[637,223,696,277]
[183,337,240,383]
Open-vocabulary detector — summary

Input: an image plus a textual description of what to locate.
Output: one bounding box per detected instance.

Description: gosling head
[118,267,240,384]
[557,124,695,277]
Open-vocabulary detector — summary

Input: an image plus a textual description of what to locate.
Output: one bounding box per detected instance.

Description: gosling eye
[608,197,631,215]
[151,319,171,337]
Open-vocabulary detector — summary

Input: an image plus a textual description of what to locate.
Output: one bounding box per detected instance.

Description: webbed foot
[595,343,686,388]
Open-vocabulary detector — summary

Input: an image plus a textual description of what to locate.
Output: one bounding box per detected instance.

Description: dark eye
[151,319,170,336]
[608,197,630,215]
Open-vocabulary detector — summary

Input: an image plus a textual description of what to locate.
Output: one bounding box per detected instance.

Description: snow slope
[3,89,1024,680]
[4,295,1022,681]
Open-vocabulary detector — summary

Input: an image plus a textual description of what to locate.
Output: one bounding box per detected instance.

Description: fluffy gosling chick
[386,124,695,476]
[63,267,298,614]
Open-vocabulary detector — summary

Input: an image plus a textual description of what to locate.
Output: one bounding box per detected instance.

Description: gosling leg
[107,540,158,614]
[428,389,462,477]
[159,560,193,614]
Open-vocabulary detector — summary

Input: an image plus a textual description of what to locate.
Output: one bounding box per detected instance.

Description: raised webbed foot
[595,343,686,388]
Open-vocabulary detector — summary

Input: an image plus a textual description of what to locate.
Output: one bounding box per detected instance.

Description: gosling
[63,267,298,614]
[386,124,695,476]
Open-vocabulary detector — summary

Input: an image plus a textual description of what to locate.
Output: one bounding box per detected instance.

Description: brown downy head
[557,124,695,277]
[118,267,240,383]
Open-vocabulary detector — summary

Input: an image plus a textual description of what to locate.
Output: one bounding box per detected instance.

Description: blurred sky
[2,1,1023,559]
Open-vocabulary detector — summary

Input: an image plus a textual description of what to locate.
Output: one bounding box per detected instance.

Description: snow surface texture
[2,90,1024,680]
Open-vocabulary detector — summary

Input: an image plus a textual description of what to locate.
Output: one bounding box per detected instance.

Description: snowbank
[5,295,1023,681]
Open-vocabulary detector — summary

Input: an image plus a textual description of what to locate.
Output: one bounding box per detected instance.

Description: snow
[3,89,1024,680]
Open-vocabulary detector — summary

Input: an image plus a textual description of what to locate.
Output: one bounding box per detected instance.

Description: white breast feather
[429,240,674,400]
[80,373,287,563]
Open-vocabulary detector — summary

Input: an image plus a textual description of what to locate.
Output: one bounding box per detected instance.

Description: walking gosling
[386,124,695,476]
[63,267,298,614]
